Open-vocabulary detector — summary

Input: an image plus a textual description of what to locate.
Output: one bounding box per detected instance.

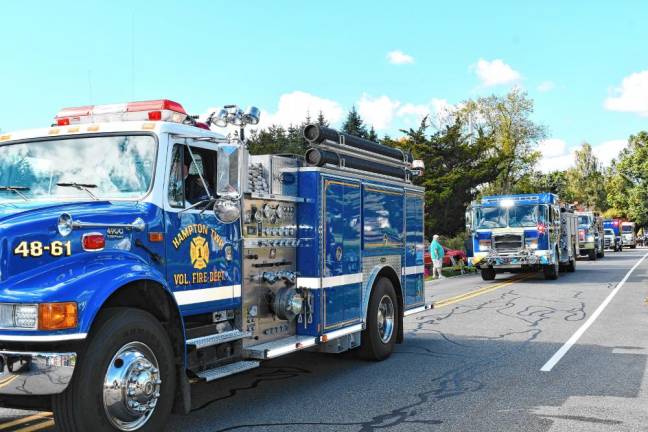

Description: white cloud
[387,50,414,65]
[592,139,628,166]
[537,81,555,92]
[537,138,628,173]
[537,139,574,173]
[474,58,521,87]
[357,94,401,130]
[604,70,648,116]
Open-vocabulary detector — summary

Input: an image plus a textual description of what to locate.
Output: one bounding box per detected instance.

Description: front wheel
[481,267,496,281]
[588,249,597,261]
[358,278,399,361]
[52,308,176,432]
[544,258,559,280]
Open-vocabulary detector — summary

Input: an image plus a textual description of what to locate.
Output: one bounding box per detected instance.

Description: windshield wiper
[56,182,99,200]
[0,186,30,201]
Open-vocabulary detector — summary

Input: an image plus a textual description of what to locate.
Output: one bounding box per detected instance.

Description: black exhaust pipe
[304,147,407,180]
[303,124,412,163]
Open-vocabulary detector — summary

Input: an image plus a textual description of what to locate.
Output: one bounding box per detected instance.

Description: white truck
[621,221,637,249]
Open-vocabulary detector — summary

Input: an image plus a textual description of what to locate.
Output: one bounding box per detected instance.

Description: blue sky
[2,1,647,171]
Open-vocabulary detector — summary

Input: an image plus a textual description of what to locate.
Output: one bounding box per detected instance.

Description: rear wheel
[52,308,176,432]
[358,278,399,361]
[480,267,496,281]
[597,242,605,258]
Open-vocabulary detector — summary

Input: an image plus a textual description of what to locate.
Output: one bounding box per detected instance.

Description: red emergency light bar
[55,99,188,126]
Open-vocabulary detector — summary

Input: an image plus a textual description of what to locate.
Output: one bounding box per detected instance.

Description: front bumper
[578,241,595,251]
[473,249,551,267]
[0,351,76,395]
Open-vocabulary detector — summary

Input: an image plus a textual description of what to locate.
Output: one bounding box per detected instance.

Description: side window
[168,145,184,208]
[169,143,218,208]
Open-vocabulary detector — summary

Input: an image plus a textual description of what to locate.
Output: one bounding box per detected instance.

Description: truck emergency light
[55,99,188,126]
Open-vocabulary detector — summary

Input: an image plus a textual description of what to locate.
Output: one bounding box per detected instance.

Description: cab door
[164,140,241,317]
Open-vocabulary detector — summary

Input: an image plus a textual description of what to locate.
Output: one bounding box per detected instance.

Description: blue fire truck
[0,100,427,431]
[466,193,579,281]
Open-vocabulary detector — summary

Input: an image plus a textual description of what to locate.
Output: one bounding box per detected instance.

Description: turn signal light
[82,233,105,251]
[39,302,78,330]
[148,111,162,121]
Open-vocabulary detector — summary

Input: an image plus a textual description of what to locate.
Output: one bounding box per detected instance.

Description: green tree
[367,126,378,142]
[458,88,545,194]
[393,116,500,237]
[565,142,607,210]
[341,106,368,138]
[316,111,329,127]
[607,132,648,226]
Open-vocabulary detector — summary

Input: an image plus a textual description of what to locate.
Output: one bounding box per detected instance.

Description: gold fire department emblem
[190,236,209,270]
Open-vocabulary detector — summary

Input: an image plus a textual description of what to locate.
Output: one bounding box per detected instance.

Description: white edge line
[540,251,648,372]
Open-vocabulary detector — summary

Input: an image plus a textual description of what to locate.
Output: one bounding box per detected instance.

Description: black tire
[544,258,559,280]
[358,278,399,361]
[481,267,496,281]
[631,245,637,249]
[597,243,605,258]
[52,308,176,432]
[588,249,597,261]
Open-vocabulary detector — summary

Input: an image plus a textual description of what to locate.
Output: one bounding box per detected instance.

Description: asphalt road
[2,248,648,431]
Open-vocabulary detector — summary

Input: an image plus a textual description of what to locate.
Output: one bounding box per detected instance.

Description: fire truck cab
[0,100,427,431]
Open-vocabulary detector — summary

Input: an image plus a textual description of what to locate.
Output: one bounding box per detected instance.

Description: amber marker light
[39,302,78,330]
[148,232,164,242]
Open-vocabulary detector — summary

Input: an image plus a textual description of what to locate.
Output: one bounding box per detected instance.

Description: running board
[403,304,433,317]
[196,360,260,382]
[187,329,251,350]
[244,335,318,360]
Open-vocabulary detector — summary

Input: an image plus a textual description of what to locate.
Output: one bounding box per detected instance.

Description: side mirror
[213,198,241,223]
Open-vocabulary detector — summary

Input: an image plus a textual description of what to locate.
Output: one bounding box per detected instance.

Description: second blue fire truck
[467,193,579,281]
[0,100,427,431]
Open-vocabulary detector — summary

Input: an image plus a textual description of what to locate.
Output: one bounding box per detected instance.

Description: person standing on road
[430,234,445,280]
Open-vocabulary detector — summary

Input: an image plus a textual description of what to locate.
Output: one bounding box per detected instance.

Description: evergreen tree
[368,126,378,142]
[341,106,368,138]
[316,111,329,127]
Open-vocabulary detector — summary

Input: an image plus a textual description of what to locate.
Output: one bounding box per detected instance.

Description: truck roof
[0,121,225,144]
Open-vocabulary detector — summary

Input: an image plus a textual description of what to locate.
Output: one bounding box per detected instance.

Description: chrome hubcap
[377,295,395,343]
[103,342,161,431]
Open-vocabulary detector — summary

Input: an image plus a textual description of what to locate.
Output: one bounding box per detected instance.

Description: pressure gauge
[254,210,263,222]
[263,204,275,220]
[276,206,285,220]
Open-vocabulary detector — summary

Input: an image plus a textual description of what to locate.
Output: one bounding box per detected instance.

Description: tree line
[247,88,648,240]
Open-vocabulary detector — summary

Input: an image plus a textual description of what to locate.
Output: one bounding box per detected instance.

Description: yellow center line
[13,419,54,432]
[0,376,17,389]
[0,412,52,431]
[433,274,533,308]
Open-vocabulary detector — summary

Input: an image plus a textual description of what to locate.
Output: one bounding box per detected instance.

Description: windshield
[475,204,545,229]
[0,135,156,202]
[605,229,614,235]
[622,225,633,233]
[577,215,591,225]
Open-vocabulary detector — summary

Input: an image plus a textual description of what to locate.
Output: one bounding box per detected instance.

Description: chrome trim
[249,192,305,203]
[72,217,146,232]
[0,333,87,342]
[0,350,76,395]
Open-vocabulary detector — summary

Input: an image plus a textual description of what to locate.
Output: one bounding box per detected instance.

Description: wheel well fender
[362,265,404,343]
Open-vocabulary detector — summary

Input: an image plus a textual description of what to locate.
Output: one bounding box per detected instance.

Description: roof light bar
[54,99,187,126]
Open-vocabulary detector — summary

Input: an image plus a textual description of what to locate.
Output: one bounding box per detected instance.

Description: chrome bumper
[0,351,76,395]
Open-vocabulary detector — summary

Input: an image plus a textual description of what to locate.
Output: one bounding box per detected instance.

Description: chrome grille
[493,234,523,254]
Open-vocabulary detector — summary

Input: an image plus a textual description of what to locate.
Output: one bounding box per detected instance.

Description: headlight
[0,304,38,329]
[478,239,491,251]
[0,302,77,330]
[525,239,538,249]
[586,235,595,242]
